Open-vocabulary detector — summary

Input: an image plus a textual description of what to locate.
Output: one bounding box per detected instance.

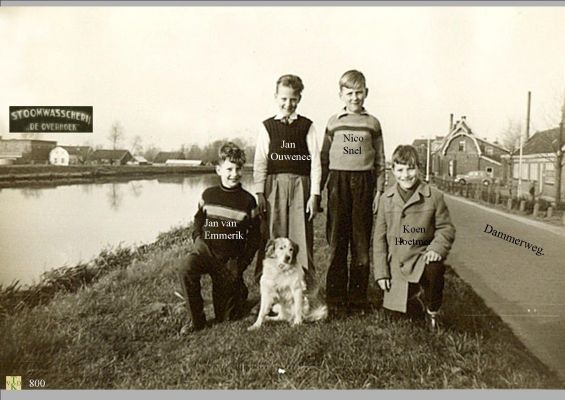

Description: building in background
[49,145,93,166]
[502,127,565,200]
[90,149,134,165]
[153,151,185,164]
[433,117,509,180]
[0,138,57,165]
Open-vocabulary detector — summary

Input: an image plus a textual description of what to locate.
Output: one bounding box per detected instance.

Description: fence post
[547,206,553,218]
[533,202,539,218]
[519,200,526,212]
[507,198,513,210]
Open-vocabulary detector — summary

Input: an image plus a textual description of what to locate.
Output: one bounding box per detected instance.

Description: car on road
[454,170,496,186]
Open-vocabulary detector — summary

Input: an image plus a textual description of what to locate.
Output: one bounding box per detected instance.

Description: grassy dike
[1,208,562,389]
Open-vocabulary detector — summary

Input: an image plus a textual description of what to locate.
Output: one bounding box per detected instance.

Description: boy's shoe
[328,306,347,320]
[180,321,206,335]
[426,308,440,331]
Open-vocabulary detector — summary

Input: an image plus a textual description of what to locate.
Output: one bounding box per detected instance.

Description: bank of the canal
[0,209,562,389]
[0,165,217,187]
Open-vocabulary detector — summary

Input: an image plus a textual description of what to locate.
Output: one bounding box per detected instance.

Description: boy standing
[253,74,321,284]
[373,145,455,329]
[177,142,260,332]
[321,70,386,316]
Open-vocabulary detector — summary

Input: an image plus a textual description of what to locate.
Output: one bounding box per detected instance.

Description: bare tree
[501,119,523,154]
[129,135,143,155]
[107,121,125,150]
[143,144,161,163]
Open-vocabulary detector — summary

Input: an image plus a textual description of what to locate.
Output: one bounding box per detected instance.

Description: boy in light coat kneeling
[373,145,455,329]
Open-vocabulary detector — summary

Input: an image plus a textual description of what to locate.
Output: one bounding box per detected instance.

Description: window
[486,147,494,156]
[486,167,493,175]
[521,164,529,180]
[458,141,466,152]
[546,162,554,171]
[513,163,519,178]
[530,163,538,180]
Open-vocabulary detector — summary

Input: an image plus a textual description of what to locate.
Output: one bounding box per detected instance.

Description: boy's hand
[257,193,267,215]
[372,192,381,214]
[306,195,319,221]
[423,250,442,264]
[377,278,391,292]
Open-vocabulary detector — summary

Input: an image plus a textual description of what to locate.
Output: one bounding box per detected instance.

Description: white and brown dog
[248,238,327,331]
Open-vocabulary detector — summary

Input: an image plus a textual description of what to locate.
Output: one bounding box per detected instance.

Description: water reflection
[0,174,253,287]
[107,184,123,211]
[20,188,43,199]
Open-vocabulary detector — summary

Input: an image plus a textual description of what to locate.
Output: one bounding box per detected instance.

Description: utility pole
[555,98,565,207]
[526,91,531,141]
[518,91,532,197]
[426,136,431,182]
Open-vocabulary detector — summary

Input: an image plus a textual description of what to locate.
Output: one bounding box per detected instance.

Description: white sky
[1,5,565,157]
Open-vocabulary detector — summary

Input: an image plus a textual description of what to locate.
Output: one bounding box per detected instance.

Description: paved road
[444,195,565,382]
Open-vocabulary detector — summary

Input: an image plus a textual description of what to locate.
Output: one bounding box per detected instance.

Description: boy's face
[275,85,301,117]
[392,162,419,190]
[340,85,368,113]
[216,159,242,189]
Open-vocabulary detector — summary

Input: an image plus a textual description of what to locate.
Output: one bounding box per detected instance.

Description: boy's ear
[215,164,221,175]
[365,88,369,98]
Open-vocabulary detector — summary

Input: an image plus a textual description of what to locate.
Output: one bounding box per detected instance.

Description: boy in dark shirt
[177,142,260,332]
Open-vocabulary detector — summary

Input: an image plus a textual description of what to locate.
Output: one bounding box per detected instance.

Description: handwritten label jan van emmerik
[343,133,363,155]
[204,219,243,239]
[483,223,544,256]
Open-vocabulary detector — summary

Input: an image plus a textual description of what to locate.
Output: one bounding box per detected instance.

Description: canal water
[0,174,253,287]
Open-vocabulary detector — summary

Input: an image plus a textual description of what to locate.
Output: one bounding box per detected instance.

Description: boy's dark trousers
[177,238,247,330]
[408,261,445,313]
[325,170,374,310]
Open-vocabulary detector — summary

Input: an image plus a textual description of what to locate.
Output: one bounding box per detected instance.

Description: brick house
[433,117,510,180]
[0,138,58,164]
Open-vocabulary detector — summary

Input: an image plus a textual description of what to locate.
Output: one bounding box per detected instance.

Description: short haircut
[218,142,246,167]
[339,70,366,90]
[392,145,420,168]
[276,74,304,95]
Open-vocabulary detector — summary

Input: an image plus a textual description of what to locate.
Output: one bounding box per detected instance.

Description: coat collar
[385,180,431,209]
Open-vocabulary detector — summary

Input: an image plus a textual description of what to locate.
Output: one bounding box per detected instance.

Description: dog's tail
[305,304,328,322]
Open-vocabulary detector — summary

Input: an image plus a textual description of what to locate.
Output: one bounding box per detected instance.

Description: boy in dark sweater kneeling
[177,142,260,332]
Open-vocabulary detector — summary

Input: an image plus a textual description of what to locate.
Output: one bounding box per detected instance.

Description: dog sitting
[248,238,327,331]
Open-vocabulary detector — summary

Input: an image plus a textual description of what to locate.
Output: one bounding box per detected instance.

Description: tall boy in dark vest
[253,74,321,286]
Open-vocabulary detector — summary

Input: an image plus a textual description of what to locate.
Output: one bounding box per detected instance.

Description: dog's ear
[291,241,299,264]
[265,239,276,258]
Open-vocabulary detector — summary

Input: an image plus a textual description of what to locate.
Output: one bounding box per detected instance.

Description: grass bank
[0,165,216,188]
[0,209,562,389]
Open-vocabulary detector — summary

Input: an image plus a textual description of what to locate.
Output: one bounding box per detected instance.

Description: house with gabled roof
[502,127,565,199]
[433,117,510,180]
[49,145,92,165]
[153,151,185,164]
[90,149,134,165]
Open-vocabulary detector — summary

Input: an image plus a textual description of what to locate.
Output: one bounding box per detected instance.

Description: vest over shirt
[264,116,312,176]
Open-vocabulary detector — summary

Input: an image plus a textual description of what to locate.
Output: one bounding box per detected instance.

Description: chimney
[461,115,467,122]
[449,113,454,132]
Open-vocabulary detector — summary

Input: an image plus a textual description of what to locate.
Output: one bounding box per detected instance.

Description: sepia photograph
[1,0,565,392]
